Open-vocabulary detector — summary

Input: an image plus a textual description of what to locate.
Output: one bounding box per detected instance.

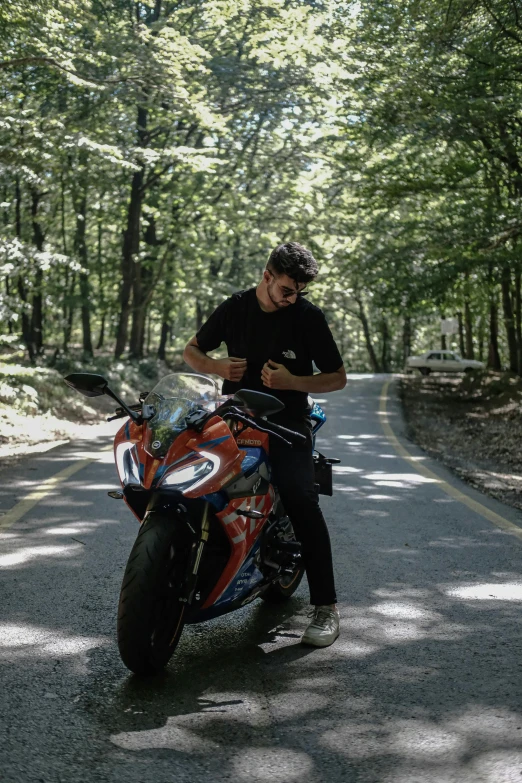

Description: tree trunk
[501,263,518,372]
[440,313,447,350]
[457,311,465,357]
[30,189,44,354]
[14,180,34,361]
[478,315,485,363]
[355,296,381,372]
[62,269,76,353]
[73,187,93,356]
[146,314,152,355]
[488,297,502,371]
[97,314,106,351]
[124,0,165,358]
[465,299,475,360]
[380,316,391,373]
[5,277,12,334]
[115,121,146,358]
[129,215,163,359]
[158,319,169,360]
[14,179,34,360]
[402,314,412,366]
[515,267,522,374]
[60,171,72,353]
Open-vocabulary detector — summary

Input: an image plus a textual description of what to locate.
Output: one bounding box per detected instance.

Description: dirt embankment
[0,348,183,462]
[400,372,522,511]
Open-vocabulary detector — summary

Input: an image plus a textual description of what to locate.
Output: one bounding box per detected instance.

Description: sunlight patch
[111,719,219,753]
[333,639,379,657]
[363,473,438,484]
[470,750,522,782]
[0,543,82,567]
[233,748,313,782]
[390,720,466,759]
[0,622,106,658]
[446,582,522,601]
[371,601,438,621]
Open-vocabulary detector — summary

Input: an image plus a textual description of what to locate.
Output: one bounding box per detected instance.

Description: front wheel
[117,512,187,675]
[419,367,431,376]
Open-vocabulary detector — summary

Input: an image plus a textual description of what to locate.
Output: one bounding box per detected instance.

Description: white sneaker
[301,606,340,648]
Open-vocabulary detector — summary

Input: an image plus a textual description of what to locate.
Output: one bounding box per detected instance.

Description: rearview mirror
[63,373,108,398]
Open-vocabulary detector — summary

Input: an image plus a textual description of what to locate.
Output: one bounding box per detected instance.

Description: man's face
[265,270,307,309]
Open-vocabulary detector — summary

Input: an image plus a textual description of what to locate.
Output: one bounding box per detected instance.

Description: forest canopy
[1,0,522,373]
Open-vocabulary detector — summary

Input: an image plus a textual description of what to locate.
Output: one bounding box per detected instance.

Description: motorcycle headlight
[161,458,214,491]
[115,442,141,486]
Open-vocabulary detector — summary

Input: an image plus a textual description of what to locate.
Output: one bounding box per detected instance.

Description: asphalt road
[2,375,522,783]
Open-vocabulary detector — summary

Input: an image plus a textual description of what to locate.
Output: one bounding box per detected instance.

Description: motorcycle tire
[261,564,305,603]
[117,512,187,675]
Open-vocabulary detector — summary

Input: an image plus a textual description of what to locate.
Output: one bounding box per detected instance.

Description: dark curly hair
[266,242,318,284]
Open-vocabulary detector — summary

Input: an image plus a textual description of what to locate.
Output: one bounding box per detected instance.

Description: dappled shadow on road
[3,381,522,781]
[77,562,522,783]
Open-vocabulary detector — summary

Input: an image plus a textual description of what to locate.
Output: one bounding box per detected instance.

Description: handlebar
[226,412,293,447]
[219,408,307,448]
[107,403,153,423]
[252,417,307,447]
[184,400,308,448]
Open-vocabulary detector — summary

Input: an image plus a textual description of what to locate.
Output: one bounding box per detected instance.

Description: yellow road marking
[0,447,112,534]
[380,381,522,541]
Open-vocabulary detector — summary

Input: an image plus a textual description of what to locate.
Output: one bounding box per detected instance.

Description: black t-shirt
[196,288,343,420]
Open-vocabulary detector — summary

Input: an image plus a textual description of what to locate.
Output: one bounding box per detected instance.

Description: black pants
[269,418,337,606]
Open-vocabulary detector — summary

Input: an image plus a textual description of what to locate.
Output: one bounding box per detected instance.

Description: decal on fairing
[196,435,230,450]
[201,487,275,610]
[221,495,268,543]
[214,539,264,606]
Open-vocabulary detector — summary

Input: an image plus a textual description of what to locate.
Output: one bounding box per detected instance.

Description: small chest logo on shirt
[282,349,296,359]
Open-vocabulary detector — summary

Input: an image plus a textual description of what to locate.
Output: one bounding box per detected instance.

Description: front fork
[179,501,210,606]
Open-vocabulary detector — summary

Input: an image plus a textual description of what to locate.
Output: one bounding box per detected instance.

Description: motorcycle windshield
[143,373,219,458]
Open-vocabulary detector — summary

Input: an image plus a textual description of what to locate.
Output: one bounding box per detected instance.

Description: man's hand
[261,360,295,390]
[216,357,247,382]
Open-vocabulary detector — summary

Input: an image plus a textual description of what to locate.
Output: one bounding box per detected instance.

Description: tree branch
[0,57,133,87]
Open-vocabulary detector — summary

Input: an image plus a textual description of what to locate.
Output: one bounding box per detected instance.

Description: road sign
[440,317,458,335]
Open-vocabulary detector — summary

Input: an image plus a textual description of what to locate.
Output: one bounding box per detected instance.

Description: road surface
[1,375,522,783]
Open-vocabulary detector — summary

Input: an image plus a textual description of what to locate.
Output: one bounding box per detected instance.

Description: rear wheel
[117,512,188,675]
[261,515,305,603]
[261,563,305,603]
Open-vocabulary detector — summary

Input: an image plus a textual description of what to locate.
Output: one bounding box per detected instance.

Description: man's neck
[255,283,277,313]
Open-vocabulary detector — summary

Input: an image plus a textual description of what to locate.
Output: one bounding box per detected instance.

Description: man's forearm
[291,370,346,394]
[183,344,221,375]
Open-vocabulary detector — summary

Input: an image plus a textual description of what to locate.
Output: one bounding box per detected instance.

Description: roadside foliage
[1,0,521,375]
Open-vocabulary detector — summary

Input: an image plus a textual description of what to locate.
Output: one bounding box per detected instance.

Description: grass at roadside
[401,371,522,511]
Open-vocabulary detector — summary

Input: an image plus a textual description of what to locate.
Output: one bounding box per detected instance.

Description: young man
[183,242,346,646]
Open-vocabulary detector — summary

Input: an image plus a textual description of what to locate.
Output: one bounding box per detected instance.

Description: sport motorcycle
[64,371,339,675]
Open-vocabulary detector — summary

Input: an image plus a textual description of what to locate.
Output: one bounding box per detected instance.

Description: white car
[405,351,485,375]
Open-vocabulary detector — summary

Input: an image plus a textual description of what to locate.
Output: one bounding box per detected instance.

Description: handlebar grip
[255,418,307,447]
